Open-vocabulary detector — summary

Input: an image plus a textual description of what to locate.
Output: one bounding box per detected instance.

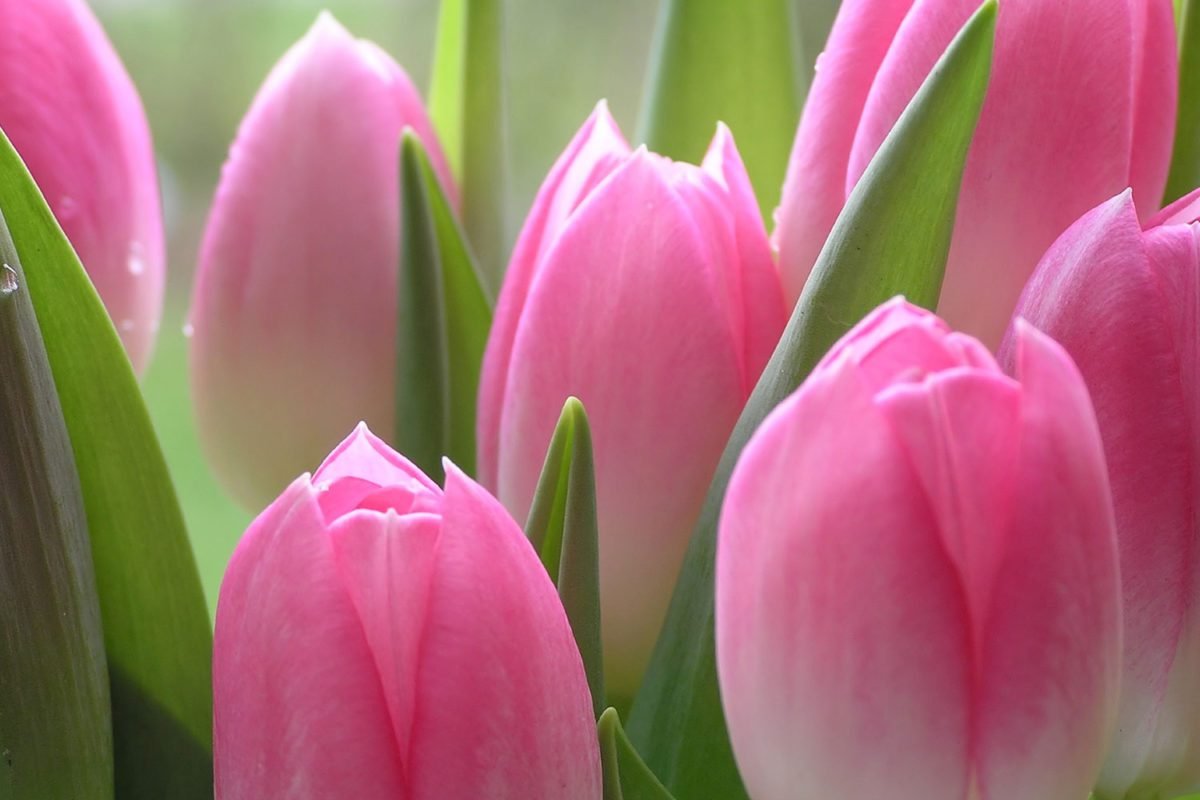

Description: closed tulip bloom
[189,13,454,509]
[214,424,601,799]
[717,299,1121,800]
[776,0,1176,347]
[1004,190,1200,799]
[0,0,165,372]
[478,104,787,699]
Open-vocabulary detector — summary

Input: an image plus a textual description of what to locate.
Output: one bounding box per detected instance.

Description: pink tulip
[775,0,1177,347]
[189,12,455,510]
[1003,190,1200,799]
[717,299,1121,800]
[0,0,165,372]
[477,103,787,699]
[214,424,601,799]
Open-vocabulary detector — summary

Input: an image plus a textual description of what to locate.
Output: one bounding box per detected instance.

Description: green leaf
[524,397,605,717]
[1165,0,1200,204]
[429,0,509,292]
[599,709,676,800]
[626,4,997,797]
[0,130,213,797]
[0,221,112,799]
[638,0,801,216]
[396,131,493,482]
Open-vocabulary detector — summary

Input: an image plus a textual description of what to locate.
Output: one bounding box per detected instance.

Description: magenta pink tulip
[477,104,787,699]
[189,12,454,510]
[214,424,601,800]
[1004,190,1200,799]
[717,299,1121,800]
[775,0,1177,347]
[0,0,165,372]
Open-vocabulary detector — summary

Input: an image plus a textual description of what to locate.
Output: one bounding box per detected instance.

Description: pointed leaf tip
[525,398,605,716]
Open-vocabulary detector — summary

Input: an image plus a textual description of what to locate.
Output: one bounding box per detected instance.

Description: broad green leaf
[626,4,997,798]
[0,130,213,798]
[0,221,112,799]
[396,132,493,481]
[429,0,509,292]
[525,397,605,717]
[1165,0,1200,204]
[639,0,800,215]
[599,709,676,800]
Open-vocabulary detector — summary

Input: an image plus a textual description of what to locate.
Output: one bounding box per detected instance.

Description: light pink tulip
[1003,190,1200,799]
[0,0,165,372]
[189,12,455,510]
[717,298,1121,800]
[775,0,1177,347]
[214,424,601,800]
[478,103,787,699]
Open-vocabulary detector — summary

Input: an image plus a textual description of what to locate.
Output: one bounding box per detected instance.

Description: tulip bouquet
[2,0,1200,798]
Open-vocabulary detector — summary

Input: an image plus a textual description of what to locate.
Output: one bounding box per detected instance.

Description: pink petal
[700,124,788,383]
[496,151,749,696]
[189,13,451,510]
[1009,199,1199,795]
[976,323,1121,799]
[214,478,405,799]
[404,463,601,799]
[328,509,441,783]
[850,0,1159,347]
[0,0,165,371]
[717,358,971,800]
[477,103,629,489]
[1128,0,1178,212]
[773,0,915,305]
[874,368,1021,637]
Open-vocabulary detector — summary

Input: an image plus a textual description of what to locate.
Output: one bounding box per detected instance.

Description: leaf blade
[0,129,213,798]
[525,398,605,717]
[429,0,509,291]
[395,132,492,481]
[599,709,677,800]
[638,0,801,215]
[0,223,112,800]
[626,4,998,797]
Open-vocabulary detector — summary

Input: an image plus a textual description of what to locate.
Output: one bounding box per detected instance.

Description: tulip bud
[214,424,601,799]
[0,0,165,372]
[1004,190,1200,799]
[189,12,455,510]
[717,299,1121,800]
[776,0,1177,347]
[477,104,787,699]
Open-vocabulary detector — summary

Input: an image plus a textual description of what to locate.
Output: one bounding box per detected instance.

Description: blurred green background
[89,0,839,613]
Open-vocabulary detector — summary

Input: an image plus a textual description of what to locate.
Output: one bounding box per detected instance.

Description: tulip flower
[1004,190,1200,800]
[775,0,1177,347]
[189,12,454,509]
[0,0,165,372]
[477,103,787,699]
[213,424,601,799]
[717,299,1121,800]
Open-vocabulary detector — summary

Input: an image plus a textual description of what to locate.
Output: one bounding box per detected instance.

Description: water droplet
[127,241,146,276]
[181,322,195,339]
[814,51,827,73]
[56,196,79,221]
[0,264,18,295]
[119,318,135,332]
